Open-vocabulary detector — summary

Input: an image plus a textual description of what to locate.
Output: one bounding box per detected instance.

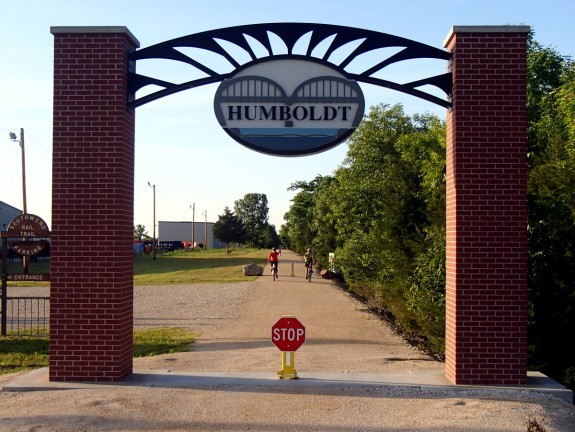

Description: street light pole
[190,203,195,250]
[9,128,28,273]
[9,129,27,214]
[202,211,208,250]
[148,182,156,260]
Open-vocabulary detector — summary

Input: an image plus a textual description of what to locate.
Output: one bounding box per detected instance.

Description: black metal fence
[4,296,49,336]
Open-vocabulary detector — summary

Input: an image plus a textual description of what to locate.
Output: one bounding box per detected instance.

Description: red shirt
[268,251,280,262]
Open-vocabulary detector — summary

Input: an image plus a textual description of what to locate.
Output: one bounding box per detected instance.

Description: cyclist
[304,248,314,278]
[268,247,280,277]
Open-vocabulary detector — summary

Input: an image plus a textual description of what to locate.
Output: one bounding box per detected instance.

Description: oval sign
[10,240,50,256]
[214,58,365,156]
[6,213,50,238]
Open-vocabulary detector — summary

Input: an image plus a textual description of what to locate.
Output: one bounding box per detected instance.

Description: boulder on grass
[243,263,264,276]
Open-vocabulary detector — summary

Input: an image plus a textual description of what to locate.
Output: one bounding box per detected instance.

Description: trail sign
[7,273,50,282]
[5,214,50,238]
[271,316,306,352]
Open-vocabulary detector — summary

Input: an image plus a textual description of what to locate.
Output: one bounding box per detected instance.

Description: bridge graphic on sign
[214,65,366,154]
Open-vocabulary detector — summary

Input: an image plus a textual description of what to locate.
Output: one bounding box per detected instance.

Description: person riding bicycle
[304,248,314,276]
[268,247,280,277]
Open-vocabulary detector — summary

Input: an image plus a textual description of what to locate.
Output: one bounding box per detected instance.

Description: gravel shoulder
[1,250,575,431]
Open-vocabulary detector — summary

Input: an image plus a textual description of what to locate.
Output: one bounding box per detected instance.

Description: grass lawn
[0,327,199,375]
[134,247,268,284]
[5,247,269,286]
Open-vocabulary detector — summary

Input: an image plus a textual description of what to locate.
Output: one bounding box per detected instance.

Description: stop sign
[271,316,306,351]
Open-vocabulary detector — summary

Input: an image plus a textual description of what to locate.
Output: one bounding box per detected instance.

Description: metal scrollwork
[128,23,452,110]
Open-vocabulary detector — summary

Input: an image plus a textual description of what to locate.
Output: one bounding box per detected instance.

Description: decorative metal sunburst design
[128,23,452,109]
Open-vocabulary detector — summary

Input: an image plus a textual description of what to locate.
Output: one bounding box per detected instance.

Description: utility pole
[202,210,208,250]
[17,128,27,215]
[190,203,195,250]
[148,182,156,260]
[9,128,28,273]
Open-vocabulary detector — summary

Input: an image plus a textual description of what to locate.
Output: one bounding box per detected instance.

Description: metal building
[158,221,226,249]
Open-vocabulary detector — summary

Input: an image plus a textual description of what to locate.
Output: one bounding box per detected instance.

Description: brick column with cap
[50,27,139,381]
[444,26,530,385]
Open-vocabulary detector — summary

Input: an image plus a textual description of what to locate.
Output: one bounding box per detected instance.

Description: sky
[1,0,574,234]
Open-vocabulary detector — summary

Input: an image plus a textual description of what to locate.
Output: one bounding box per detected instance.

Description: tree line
[134,193,280,251]
[280,33,575,390]
[213,193,280,251]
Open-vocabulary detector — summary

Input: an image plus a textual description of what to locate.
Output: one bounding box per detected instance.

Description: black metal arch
[128,23,452,109]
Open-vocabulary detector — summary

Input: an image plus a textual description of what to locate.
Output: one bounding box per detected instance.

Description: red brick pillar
[50,27,139,381]
[444,26,530,385]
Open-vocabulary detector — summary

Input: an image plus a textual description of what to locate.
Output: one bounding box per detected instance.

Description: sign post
[1,213,51,335]
[271,315,306,379]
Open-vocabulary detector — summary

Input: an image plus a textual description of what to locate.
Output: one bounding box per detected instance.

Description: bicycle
[305,262,313,282]
[270,262,278,281]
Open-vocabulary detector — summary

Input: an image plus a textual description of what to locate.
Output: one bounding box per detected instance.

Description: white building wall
[158,221,226,249]
[0,201,23,232]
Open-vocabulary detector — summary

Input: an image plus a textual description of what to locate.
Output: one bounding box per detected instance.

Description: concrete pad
[3,367,572,404]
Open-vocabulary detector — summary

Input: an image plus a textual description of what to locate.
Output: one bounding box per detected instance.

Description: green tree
[282,175,338,269]
[526,37,575,387]
[278,224,292,250]
[133,224,149,241]
[279,35,575,391]
[283,176,324,255]
[212,207,246,252]
[283,104,447,349]
[262,224,281,249]
[234,193,270,247]
[527,36,568,160]
[309,175,338,269]
[336,106,445,333]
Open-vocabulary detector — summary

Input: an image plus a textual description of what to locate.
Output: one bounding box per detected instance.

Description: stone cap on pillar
[50,26,140,48]
[444,25,531,48]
